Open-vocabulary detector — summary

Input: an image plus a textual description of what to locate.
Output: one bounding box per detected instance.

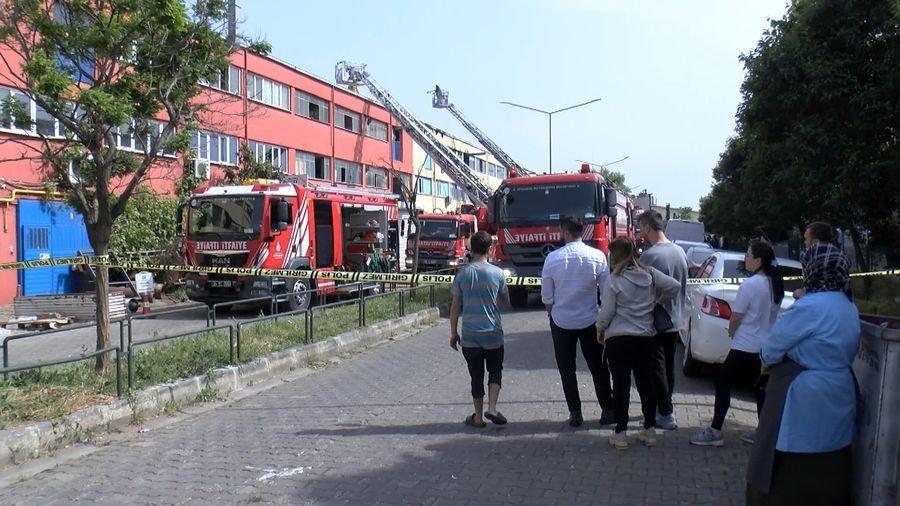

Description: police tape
[0,256,897,287]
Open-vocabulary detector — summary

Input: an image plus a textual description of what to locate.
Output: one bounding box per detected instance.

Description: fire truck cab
[181,180,399,310]
[405,213,477,272]
[491,165,630,307]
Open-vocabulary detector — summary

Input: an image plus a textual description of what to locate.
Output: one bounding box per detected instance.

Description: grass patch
[852,276,900,317]
[0,284,445,429]
[194,387,221,403]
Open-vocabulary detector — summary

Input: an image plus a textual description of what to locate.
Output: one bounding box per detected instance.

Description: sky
[237,0,790,209]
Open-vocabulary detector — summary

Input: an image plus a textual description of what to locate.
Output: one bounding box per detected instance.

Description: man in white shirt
[541,216,614,427]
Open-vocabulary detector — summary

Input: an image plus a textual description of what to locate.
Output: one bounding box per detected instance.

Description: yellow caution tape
[0,256,896,287]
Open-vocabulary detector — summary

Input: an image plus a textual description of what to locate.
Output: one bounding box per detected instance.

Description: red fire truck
[491,164,635,306]
[405,213,478,271]
[180,179,399,310]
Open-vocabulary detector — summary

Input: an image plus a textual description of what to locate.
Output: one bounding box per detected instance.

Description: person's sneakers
[690,427,724,447]
[740,433,755,445]
[568,411,584,427]
[636,427,659,447]
[608,431,629,450]
[656,412,678,431]
[598,410,615,427]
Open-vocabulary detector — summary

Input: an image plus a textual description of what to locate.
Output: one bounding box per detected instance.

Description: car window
[777,266,804,292]
[723,260,751,278]
[699,256,717,279]
[690,249,713,265]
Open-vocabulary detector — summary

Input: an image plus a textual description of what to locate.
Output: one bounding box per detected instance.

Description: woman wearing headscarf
[746,242,859,505]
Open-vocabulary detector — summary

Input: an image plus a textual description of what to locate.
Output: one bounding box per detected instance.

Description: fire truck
[433,86,635,306]
[405,212,478,271]
[179,179,399,310]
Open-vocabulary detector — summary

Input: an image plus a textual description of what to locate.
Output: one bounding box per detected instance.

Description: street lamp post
[500,98,601,174]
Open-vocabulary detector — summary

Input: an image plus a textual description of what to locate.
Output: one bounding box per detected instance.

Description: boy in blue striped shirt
[450,231,510,428]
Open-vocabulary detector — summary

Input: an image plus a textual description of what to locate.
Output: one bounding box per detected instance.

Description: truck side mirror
[272,199,291,233]
[603,187,618,218]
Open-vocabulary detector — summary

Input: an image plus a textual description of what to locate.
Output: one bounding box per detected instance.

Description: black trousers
[461,346,504,398]
[605,336,657,433]
[712,349,767,430]
[652,331,679,416]
[550,319,613,414]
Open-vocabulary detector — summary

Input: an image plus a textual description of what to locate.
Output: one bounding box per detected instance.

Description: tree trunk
[89,225,112,374]
[846,224,871,299]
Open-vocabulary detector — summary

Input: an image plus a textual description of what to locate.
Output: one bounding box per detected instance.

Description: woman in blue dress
[746,242,859,505]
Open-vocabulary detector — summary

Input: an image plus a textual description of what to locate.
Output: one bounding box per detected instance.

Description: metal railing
[1,275,448,397]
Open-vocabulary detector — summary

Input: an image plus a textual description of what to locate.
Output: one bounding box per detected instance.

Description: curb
[0,307,440,469]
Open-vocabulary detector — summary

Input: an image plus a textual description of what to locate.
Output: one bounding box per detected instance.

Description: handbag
[650,270,674,333]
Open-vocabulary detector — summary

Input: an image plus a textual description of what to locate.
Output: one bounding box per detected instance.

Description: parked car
[673,239,709,253]
[680,251,803,376]
[685,245,717,277]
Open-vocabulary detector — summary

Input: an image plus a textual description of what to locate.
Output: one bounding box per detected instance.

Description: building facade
[410,126,507,214]
[0,46,414,304]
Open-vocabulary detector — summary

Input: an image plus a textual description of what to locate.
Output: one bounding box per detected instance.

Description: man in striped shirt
[450,231,511,428]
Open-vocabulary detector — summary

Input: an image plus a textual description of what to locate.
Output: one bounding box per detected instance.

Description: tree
[599,167,631,196]
[700,0,900,267]
[223,142,283,183]
[0,0,246,372]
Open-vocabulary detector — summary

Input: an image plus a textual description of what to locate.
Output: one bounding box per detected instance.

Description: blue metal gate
[18,199,92,296]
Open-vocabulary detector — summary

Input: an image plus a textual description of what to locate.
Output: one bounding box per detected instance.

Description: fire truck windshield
[188,197,264,239]
[419,220,458,239]
[498,182,600,225]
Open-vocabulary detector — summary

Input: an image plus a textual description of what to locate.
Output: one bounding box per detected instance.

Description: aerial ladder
[432,85,534,177]
[335,62,494,208]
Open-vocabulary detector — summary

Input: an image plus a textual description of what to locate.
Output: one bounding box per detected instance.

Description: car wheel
[287,278,311,312]
[682,320,703,377]
[509,286,528,308]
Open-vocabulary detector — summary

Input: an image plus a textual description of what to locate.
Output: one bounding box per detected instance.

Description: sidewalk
[1,308,759,504]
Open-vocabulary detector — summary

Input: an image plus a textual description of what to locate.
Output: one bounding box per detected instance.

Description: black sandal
[464,414,487,428]
[484,411,508,425]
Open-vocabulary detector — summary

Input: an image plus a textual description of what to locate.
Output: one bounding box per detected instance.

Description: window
[0,87,32,131]
[422,155,433,171]
[247,73,290,110]
[392,173,411,196]
[296,151,331,180]
[191,131,239,165]
[416,177,432,196]
[200,64,242,94]
[249,140,288,171]
[392,128,403,161]
[335,107,360,133]
[451,184,463,201]
[34,103,57,136]
[295,91,329,123]
[436,181,450,198]
[477,159,486,173]
[335,159,362,184]
[365,166,388,189]
[364,117,388,141]
[52,3,93,84]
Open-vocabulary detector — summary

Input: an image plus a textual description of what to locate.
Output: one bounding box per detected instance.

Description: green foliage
[600,168,631,196]
[110,190,178,253]
[246,40,272,55]
[700,0,900,263]
[223,142,284,183]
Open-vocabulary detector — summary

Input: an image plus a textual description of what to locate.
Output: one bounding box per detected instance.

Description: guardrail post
[211,304,217,326]
[115,347,122,398]
[358,284,364,328]
[229,326,236,365]
[304,310,309,344]
[118,320,125,358]
[430,284,435,307]
[399,288,405,317]
[309,307,315,343]
[206,307,212,328]
[2,340,8,381]
[270,295,276,317]
[127,340,134,391]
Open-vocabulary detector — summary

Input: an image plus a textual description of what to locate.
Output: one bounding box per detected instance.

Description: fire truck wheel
[509,287,528,308]
[287,279,311,311]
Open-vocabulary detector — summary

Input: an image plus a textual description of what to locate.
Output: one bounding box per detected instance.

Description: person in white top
[691,240,785,447]
[541,216,614,427]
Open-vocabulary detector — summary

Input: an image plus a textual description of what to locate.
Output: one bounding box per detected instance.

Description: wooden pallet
[6,314,74,331]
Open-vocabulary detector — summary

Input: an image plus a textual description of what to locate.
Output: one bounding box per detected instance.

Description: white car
[680,251,803,376]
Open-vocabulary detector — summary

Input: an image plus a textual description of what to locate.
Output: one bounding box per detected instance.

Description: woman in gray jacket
[597,237,681,450]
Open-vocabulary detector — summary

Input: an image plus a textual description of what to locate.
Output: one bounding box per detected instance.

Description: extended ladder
[432,85,534,177]
[335,62,494,207]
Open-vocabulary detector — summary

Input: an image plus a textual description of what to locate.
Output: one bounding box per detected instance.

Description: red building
[0,47,414,304]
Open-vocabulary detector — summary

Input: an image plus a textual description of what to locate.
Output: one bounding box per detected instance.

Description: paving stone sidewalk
[1,308,759,505]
